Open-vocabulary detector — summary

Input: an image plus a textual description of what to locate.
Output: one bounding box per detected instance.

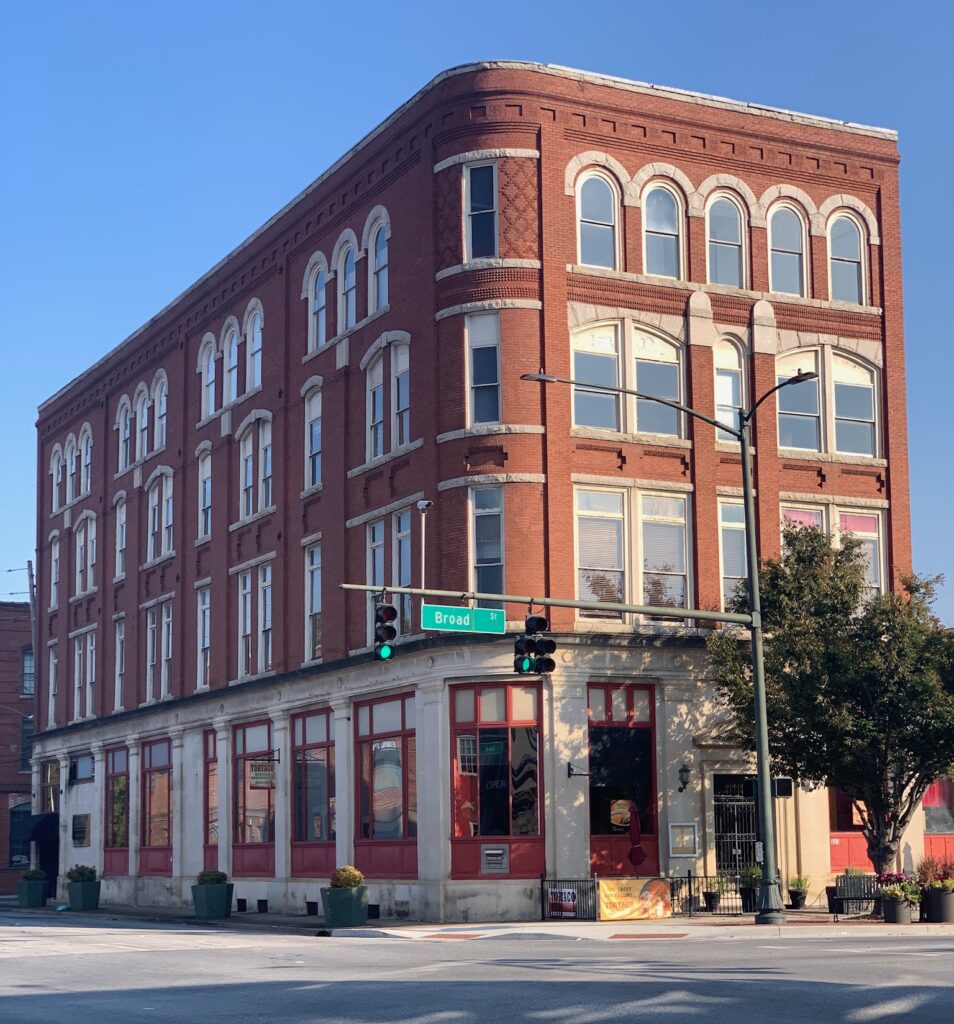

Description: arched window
[202,345,217,418]
[226,329,239,403]
[64,438,77,504]
[146,471,174,561]
[197,452,212,538]
[391,343,410,448]
[714,339,744,440]
[832,354,876,456]
[81,430,93,494]
[829,216,864,304]
[578,174,617,269]
[119,406,132,470]
[115,497,127,577]
[372,227,389,312]
[247,312,263,389]
[644,187,681,279]
[769,206,806,296]
[305,389,322,488]
[339,247,356,332]
[50,449,63,513]
[367,356,384,459]
[707,197,744,287]
[74,512,96,595]
[154,381,167,448]
[135,392,149,460]
[634,333,682,436]
[313,269,327,349]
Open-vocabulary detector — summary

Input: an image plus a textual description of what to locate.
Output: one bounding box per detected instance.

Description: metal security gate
[714,774,759,874]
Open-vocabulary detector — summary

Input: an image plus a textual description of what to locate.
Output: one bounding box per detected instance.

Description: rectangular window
[834,380,875,456]
[467,312,500,425]
[160,602,173,699]
[113,620,125,712]
[367,520,385,643]
[41,761,59,813]
[142,739,172,849]
[719,503,747,609]
[777,374,821,450]
[393,509,412,635]
[146,607,158,701]
[577,490,625,618]
[19,716,34,773]
[69,753,94,783]
[923,779,954,834]
[85,631,96,718]
[50,536,60,607]
[258,564,272,673]
[465,163,497,259]
[393,345,410,448]
[640,495,688,610]
[472,487,503,609]
[47,645,58,730]
[204,731,218,848]
[573,330,620,430]
[197,588,211,689]
[716,367,742,441]
[306,544,322,662]
[241,435,254,518]
[163,485,173,554]
[451,684,540,839]
[105,748,129,848]
[259,422,272,509]
[233,721,274,845]
[635,354,680,437]
[198,455,212,538]
[148,486,160,561]
[75,521,87,595]
[356,695,417,841]
[306,391,322,488]
[115,500,126,576]
[839,512,882,598]
[72,636,84,721]
[293,710,336,843]
[368,359,384,460]
[20,648,35,696]
[238,572,252,677]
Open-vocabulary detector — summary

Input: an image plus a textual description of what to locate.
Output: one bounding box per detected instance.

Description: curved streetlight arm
[741,371,818,426]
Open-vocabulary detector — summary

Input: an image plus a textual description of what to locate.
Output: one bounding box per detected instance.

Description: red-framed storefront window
[354,693,417,879]
[924,778,954,861]
[140,739,172,876]
[291,708,335,877]
[828,788,871,872]
[103,747,129,876]
[450,683,544,880]
[232,720,275,877]
[587,683,659,877]
[203,730,218,871]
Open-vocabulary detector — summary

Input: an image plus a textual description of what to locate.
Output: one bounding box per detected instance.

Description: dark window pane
[510,727,539,836]
[588,727,653,834]
[580,223,615,268]
[468,166,495,213]
[473,386,499,424]
[638,360,678,400]
[646,233,678,278]
[472,346,498,387]
[778,413,820,450]
[478,728,510,835]
[835,420,875,456]
[469,212,496,258]
[831,261,862,303]
[778,377,819,414]
[835,382,873,421]
[771,251,803,295]
[709,242,742,286]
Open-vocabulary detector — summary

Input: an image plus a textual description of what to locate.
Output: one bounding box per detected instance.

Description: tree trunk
[866,834,898,876]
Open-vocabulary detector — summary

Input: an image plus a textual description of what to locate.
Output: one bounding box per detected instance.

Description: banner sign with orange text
[598,877,673,920]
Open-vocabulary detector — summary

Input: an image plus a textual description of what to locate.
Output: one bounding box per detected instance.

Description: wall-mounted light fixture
[567,761,590,779]
[677,763,691,792]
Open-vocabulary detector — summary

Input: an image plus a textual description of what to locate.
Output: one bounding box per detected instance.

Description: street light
[521,366,818,924]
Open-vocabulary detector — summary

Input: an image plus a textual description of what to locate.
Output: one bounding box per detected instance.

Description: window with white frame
[113,619,125,711]
[51,451,63,512]
[371,225,388,312]
[198,452,212,538]
[48,645,58,730]
[259,420,272,508]
[115,499,126,577]
[707,196,744,288]
[776,350,821,451]
[393,508,412,635]
[240,432,254,517]
[154,380,167,448]
[339,247,356,332]
[72,636,84,721]
[467,311,500,425]
[392,344,410,448]
[312,268,327,349]
[258,563,272,673]
[719,502,747,608]
[367,357,384,459]
[832,355,876,456]
[247,311,263,390]
[633,333,681,436]
[135,393,149,460]
[573,327,620,431]
[119,406,132,470]
[74,515,95,595]
[367,519,385,643]
[644,186,681,279]
[50,535,60,608]
[577,490,625,617]
[65,439,77,504]
[202,344,217,417]
[305,389,322,488]
[146,473,173,561]
[578,173,618,269]
[238,572,252,678]
[640,494,688,610]
[197,587,210,689]
[781,505,883,599]
[226,329,239,403]
[80,429,93,495]
[769,205,807,296]
[465,163,497,259]
[829,215,864,304]
[306,544,321,661]
[158,601,172,698]
[714,340,744,441]
[85,631,96,717]
[237,417,272,518]
[472,487,503,609]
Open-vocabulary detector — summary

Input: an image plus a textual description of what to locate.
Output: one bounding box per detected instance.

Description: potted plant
[320,865,369,928]
[66,865,100,911]
[739,865,761,913]
[923,879,954,924]
[879,880,921,924]
[17,868,47,908]
[191,870,234,920]
[702,875,729,914]
[788,875,810,910]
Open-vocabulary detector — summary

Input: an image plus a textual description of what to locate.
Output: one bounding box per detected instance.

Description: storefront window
[105,748,128,848]
[452,684,541,838]
[233,721,274,844]
[923,779,954,834]
[142,739,171,848]
[356,695,416,840]
[293,710,335,842]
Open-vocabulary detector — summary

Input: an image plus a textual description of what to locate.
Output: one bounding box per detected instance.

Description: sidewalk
[3,898,952,940]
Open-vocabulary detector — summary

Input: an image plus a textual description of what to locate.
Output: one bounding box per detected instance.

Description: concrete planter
[924,888,954,924]
[191,883,234,919]
[17,880,47,908]
[320,886,369,928]
[67,881,101,911]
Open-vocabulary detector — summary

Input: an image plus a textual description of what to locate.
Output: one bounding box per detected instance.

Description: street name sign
[421,603,505,634]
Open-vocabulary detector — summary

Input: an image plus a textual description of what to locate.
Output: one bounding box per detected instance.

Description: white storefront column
[170,729,185,888]
[214,719,232,877]
[331,699,353,868]
[127,744,141,884]
[415,681,449,922]
[57,754,70,899]
[546,676,590,878]
[178,729,204,881]
[272,711,291,884]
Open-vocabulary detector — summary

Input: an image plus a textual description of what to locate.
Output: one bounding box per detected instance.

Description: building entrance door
[713,774,759,874]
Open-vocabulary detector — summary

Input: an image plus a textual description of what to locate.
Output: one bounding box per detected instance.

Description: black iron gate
[714,774,759,874]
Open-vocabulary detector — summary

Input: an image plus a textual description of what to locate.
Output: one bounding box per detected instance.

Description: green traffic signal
[514,654,533,673]
[376,643,394,661]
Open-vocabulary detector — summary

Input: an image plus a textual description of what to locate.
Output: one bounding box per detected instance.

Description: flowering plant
[879,880,922,904]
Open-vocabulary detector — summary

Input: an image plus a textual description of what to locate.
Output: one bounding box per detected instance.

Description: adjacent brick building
[29,61,947,919]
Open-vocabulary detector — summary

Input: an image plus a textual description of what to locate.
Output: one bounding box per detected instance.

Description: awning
[25,813,59,842]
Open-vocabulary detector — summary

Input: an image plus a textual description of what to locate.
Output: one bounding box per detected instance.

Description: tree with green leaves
[707,525,954,876]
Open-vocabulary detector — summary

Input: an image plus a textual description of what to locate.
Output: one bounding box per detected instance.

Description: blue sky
[1,1,952,620]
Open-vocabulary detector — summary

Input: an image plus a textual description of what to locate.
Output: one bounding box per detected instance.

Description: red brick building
[1,601,34,895]
[30,62,943,919]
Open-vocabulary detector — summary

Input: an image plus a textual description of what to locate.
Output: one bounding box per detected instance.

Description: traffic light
[513,615,557,674]
[374,602,398,660]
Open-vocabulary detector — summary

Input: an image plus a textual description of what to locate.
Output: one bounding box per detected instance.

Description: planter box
[191,883,234,920]
[320,886,369,928]
[739,886,757,913]
[702,892,722,914]
[925,888,954,924]
[67,881,101,911]
[881,897,913,924]
[789,889,808,910]
[17,880,47,908]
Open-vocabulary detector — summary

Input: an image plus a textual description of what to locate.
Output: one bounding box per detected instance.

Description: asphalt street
[0,917,951,1023]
